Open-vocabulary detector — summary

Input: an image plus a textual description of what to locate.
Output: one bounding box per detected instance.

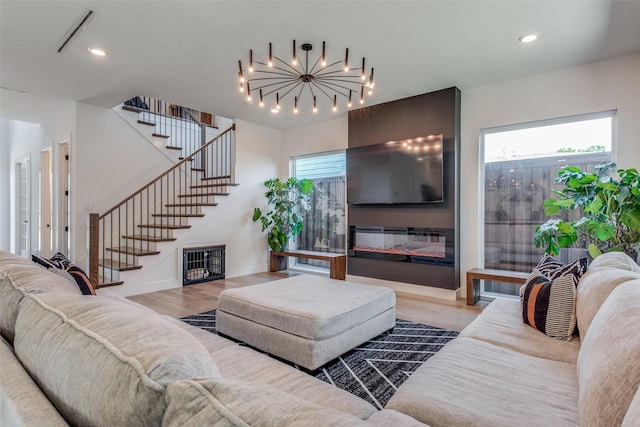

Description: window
[292,152,346,272]
[481,112,614,298]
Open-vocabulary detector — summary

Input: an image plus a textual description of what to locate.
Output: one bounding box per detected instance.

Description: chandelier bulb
[321,41,326,66]
[249,50,253,72]
[294,96,299,113]
[361,57,366,80]
[313,96,318,113]
[292,40,297,65]
[344,48,349,72]
[259,89,264,107]
[268,42,273,67]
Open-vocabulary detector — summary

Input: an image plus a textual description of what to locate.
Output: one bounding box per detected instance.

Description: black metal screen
[183,245,225,285]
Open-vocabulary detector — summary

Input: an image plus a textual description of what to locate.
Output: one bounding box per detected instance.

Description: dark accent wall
[347,87,461,289]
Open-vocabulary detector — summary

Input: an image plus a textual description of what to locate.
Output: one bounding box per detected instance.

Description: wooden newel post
[89,213,99,286]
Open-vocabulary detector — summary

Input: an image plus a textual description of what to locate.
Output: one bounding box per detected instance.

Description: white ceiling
[2,0,640,129]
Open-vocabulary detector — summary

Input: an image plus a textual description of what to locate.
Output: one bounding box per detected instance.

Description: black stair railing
[88,124,235,286]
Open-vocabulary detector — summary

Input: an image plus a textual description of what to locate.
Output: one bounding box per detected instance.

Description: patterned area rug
[180,310,458,408]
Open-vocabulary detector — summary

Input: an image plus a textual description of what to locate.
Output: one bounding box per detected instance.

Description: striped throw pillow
[521,258,587,341]
[521,269,578,340]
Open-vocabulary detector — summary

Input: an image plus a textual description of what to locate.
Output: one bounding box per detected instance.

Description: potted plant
[252,177,314,252]
[533,162,640,259]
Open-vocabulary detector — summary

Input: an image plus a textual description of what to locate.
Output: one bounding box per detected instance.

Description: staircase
[88,116,236,289]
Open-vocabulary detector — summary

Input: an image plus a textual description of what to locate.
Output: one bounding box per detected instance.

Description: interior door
[17,157,30,257]
[40,148,52,257]
[57,141,70,255]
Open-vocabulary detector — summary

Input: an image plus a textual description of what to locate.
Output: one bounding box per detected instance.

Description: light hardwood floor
[129,271,485,331]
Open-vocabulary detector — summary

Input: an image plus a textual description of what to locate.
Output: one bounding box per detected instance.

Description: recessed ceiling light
[88,48,106,56]
[518,34,538,44]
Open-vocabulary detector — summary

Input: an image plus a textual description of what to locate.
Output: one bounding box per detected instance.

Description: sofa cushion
[521,266,582,341]
[0,335,69,427]
[622,386,640,427]
[459,298,580,363]
[576,252,640,337]
[13,293,220,427]
[386,336,578,427]
[0,250,81,343]
[577,280,640,426]
[163,378,374,426]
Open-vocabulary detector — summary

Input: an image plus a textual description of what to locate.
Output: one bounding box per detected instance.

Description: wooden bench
[466,268,530,305]
[270,250,347,280]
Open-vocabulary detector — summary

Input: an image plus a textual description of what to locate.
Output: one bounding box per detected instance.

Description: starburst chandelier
[237,40,375,114]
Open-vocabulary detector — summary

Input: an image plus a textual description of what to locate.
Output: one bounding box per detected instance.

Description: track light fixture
[237,40,375,114]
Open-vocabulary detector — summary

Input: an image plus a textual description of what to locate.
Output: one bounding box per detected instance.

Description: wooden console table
[466,268,530,305]
[270,250,347,280]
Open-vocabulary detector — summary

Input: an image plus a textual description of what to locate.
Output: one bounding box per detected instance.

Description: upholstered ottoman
[216,274,396,370]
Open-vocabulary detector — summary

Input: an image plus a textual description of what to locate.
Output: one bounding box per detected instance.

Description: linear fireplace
[348,226,454,265]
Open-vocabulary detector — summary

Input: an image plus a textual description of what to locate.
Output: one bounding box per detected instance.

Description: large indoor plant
[252,177,314,252]
[533,162,640,258]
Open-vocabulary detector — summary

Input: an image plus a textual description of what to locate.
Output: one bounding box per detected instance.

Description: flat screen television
[346,134,444,204]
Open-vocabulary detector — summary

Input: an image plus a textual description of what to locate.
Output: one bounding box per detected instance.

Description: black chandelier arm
[251,79,300,95]
[251,66,300,78]
[312,81,339,102]
[247,76,302,83]
[314,68,364,79]
[316,78,368,90]
[273,56,304,75]
[314,81,352,99]
[306,55,325,76]
[275,81,304,101]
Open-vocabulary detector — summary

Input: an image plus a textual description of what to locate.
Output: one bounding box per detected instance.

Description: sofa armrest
[0,336,69,427]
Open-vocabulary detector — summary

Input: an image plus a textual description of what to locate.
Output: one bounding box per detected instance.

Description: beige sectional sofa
[0,250,421,426]
[1,249,639,426]
[387,251,640,427]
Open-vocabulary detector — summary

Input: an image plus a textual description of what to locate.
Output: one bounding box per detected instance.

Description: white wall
[3,120,49,255]
[283,117,348,171]
[105,118,283,296]
[0,119,11,250]
[73,102,176,266]
[280,52,640,300]
[460,52,640,298]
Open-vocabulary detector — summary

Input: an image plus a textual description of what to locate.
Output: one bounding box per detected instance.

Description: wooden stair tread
[152,133,170,139]
[106,246,160,256]
[152,213,205,218]
[94,281,125,289]
[122,105,143,113]
[178,192,229,198]
[191,168,205,172]
[202,175,232,181]
[137,119,155,126]
[165,202,218,207]
[99,259,142,271]
[166,146,182,151]
[123,235,176,242]
[138,224,191,229]
[190,183,239,189]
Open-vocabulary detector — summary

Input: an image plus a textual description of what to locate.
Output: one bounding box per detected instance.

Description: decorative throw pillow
[49,252,73,269]
[66,265,96,296]
[32,252,72,270]
[521,257,588,341]
[521,269,577,340]
[520,256,588,299]
[31,253,96,296]
[534,254,565,277]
